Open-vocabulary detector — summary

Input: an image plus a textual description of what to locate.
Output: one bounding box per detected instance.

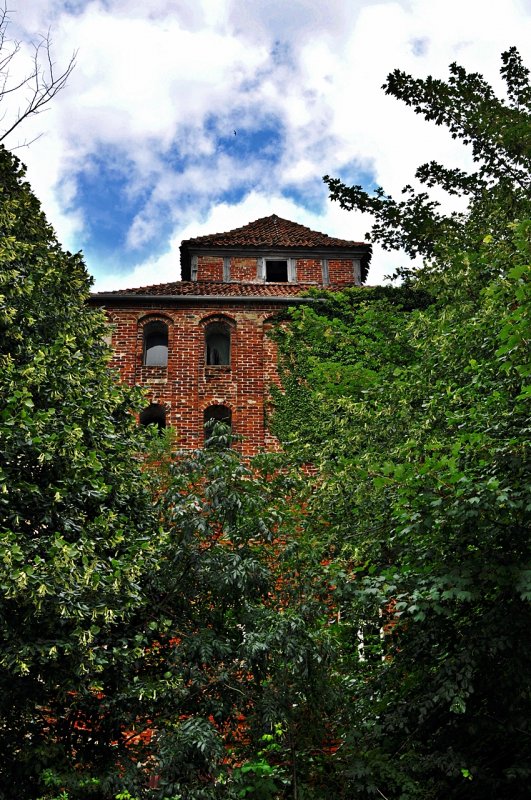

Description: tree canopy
[324,46,530,264]
[0,146,334,799]
[273,48,531,799]
[0,145,164,796]
[1,45,529,800]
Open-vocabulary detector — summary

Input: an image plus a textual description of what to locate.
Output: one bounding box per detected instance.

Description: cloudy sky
[5,0,530,289]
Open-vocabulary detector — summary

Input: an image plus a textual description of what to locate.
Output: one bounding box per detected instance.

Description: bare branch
[0,4,76,144]
[9,131,44,150]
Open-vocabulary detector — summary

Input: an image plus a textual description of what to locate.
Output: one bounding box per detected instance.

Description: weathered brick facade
[90,215,370,456]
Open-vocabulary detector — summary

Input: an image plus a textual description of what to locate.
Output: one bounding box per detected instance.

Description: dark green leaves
[277,49,531,799]
[0,146,161,796]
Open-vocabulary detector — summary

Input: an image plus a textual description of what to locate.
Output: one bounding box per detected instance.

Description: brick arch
[137,311,174,328]
[200,314,236,368]
[138,396,172,428]
[200,398,234,414]
[263,308,287,325]
[262,313,280,329]
[136,313,174,370]
[142,396,171,413]
[198,312,236,329]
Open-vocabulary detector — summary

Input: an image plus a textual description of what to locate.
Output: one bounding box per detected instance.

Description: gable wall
[231,257,258,282]
[196,256,224,281]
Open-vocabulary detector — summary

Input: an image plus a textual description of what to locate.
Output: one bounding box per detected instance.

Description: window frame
[142,319,169,368]
[257,256,297,283]
[205,321,231,367]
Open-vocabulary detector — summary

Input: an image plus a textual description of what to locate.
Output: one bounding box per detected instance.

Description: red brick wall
[295,258,322,283]
[231,257,258,282]
[328,259,354,283]
[197,256,224,281]
[104,250,361,456]
[194,255,359,286]
[105,302,285,456]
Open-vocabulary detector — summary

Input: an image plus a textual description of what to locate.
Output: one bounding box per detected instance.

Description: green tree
[273,49,531,799]
[325,46,530,265]
[0,145,162,797]
[0,147,335,800]
[99,433,337,800]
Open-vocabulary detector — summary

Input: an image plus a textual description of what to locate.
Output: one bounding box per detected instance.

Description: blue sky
[6,0,531,289]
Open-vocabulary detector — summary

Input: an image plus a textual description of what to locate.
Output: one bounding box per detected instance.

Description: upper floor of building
[180,213,371,287]
[92,215,371,309]
[89,215,371,453]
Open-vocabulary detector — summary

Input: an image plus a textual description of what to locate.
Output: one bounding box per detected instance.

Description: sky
[4,0,530,290]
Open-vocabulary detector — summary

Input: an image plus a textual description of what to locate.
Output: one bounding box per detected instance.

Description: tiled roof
[182,214,366,249]
[180,214,371,281]
[91,280,357,300]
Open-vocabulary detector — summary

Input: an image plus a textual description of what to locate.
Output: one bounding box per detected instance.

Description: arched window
[205,322,230,366]
[203,405,232,444]
[140,403,166,431]
[143,321,168,367]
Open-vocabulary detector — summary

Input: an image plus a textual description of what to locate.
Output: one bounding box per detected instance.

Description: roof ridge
[181,214,366,246]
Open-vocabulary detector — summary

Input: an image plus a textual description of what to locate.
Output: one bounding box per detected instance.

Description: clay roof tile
[180,214,371,280]
[91,280,358,299]
[183,213,366,249]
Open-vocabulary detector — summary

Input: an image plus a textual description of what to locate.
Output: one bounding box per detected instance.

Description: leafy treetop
[324,47,530,263]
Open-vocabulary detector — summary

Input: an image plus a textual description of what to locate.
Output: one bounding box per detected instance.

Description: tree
[101,434,337,800]
[273,49,531,798]
[0,148,334,799]
[0,145,162,797]
[324,46,530,265]
[0,4,76,147]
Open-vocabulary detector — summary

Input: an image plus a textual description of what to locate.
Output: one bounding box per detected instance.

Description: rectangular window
[265,259,288,282]
[223,256,231,281]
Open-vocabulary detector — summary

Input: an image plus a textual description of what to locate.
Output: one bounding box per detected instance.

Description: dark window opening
[143,321,168,367]
[265,260,288,282]
[204,405,232,445]
[205,323,231,366]
[140,403,166,431]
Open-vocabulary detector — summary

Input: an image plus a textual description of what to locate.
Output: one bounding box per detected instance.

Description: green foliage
[324,47,530,265]
[27,426,333,799]
[230,726,288,799]
[272,285,430,457]
[0,143,334,797]
[3,45,530,800]
[0,146,163,798]
[274,49,531,799]
[117,433,335,799]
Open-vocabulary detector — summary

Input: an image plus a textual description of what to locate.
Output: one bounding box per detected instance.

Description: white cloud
[93,189,408,291]
[2,0,529,290]
[52,5,270,156]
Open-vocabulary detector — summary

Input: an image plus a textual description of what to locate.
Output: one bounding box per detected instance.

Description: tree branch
[0,5,76,145]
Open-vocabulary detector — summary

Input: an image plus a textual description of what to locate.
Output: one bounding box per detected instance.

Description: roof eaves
[88,293,317,306]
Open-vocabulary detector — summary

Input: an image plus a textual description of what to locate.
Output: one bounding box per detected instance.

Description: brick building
[89,214,371,456]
